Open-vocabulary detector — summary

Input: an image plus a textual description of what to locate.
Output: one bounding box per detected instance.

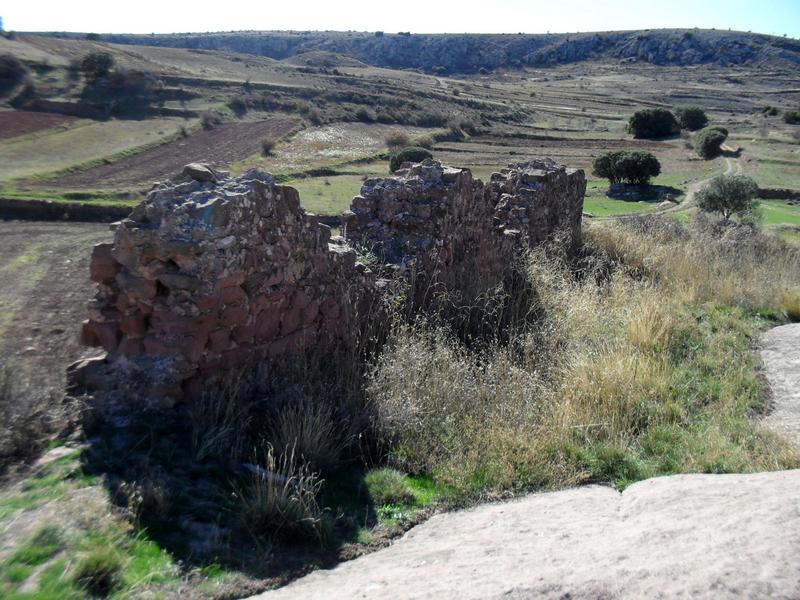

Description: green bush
[762,106,779,116]
[627,108,680,139]
[364,468,414,506]
[696,174,759,220]
[675,106,708,131]
[592,150,661,185]
[389,146,433,172]
[694,126,728,159]
[73,550,123,596]
[784,110,800,125]
[79,51,114,82]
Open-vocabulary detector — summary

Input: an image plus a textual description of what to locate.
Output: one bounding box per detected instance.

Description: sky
[2,0,799,38]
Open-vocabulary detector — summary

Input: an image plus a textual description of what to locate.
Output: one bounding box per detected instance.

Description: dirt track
[47,118,298,189]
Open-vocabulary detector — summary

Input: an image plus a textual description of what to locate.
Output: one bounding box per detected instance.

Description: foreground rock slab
[253,470,800,600]
[761,323,800,447]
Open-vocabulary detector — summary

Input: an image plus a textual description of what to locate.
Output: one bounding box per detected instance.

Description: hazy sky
[3,0,799,38]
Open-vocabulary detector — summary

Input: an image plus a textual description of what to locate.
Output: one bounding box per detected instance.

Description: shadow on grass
[606,184,684,203]
[79,406,380,588]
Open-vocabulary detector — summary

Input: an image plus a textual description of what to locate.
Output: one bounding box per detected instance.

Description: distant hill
[41,29,800,74]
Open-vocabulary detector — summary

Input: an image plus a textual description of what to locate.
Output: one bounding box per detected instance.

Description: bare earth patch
[0,221,110,388]
[0,110,78,141]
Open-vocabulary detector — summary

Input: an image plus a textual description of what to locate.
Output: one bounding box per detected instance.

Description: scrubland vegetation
[4,213,797,598]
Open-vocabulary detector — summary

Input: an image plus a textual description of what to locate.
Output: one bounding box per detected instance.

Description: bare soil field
[0,221,110,388]
[47,118,298,189]
[0,110,78,140]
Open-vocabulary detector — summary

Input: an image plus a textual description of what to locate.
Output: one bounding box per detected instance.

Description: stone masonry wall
[344,158,585,292]
[73,159,584,406]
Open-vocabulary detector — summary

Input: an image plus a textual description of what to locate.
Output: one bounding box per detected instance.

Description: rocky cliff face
[83,29,800,73]
[71,159,585,406]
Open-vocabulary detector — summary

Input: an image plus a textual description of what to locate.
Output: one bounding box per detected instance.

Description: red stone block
[220,285,246,305]
[116,272,156,301]
[90,243,118,283]
[255,309,281,342]
[220,306,248,328]
[120,314,147,338]
[81,319,121,352]
[302,300,320,327]
[118,336,144,357]
[280,306,302,336]
[208,328,231,353]
[233,324,255,345]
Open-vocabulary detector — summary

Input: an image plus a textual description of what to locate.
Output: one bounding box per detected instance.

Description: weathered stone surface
[75,159,584,407]
[182,162,217,182]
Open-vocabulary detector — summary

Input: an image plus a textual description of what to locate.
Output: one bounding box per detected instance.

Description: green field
[289,174,370,215]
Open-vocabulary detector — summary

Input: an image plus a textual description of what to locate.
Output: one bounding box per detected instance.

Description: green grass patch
[289,174,374,215]
[758,199,800,226]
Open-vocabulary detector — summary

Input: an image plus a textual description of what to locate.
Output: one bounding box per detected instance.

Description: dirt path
[253,470,800,600]
[761,323,800,446]
[665,153,741,214]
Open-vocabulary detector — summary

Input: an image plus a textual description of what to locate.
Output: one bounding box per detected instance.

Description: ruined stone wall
[74,159,585,405]
[343,158,585,293]
[78,165,366,404]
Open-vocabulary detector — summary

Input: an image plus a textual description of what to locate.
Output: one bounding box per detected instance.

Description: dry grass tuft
[235,444,331,545]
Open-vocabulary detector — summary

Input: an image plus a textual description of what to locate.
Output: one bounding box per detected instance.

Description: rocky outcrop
[72,159,585,406]
[87,29,800,73]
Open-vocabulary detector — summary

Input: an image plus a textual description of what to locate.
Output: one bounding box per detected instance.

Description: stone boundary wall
[71,159,585,406]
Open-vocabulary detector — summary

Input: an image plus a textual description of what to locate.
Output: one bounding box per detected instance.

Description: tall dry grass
[369,216,800,495]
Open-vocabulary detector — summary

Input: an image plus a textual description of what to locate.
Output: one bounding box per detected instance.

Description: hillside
[43,28,800,73]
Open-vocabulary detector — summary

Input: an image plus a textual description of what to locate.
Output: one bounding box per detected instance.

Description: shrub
[627,108,680,139]
[364,468,414,506]
[784,110,800,125]
[73,550,123,596]
[384,129,410,149]
[79,51,114,82]
[414,135,435,150]
[200,110,222,130]
[261,137,277,156]
[592,151,661,185]
[355,107,375,123]
[694,126,728,159]
[0,54,27,85]
[696,174,759,220]
[308,108,323,125]
[389,146,433,172]
[762,106,779,116]
[235,444,330,544]
[675,106,708,131]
